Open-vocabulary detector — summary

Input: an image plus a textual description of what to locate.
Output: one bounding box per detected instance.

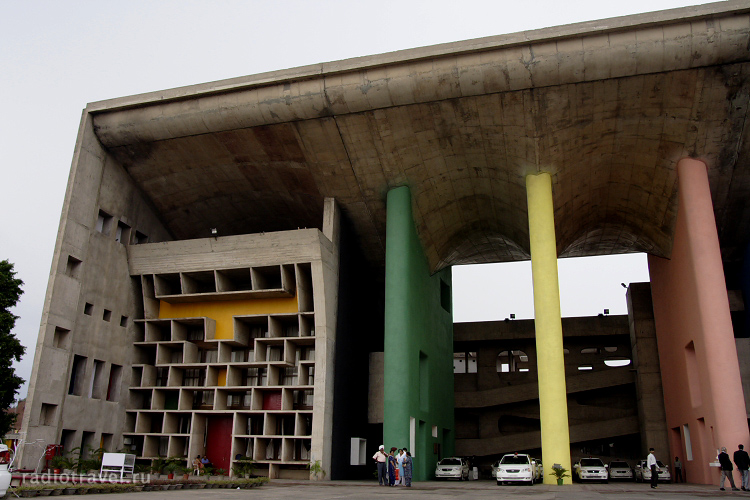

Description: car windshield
[609,461,629,468]
[439,458,461,466]
[580,458,604,467]
[501,455,530,464]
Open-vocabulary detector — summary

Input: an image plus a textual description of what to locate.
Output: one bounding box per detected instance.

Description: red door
[205,416,233,473]
[263,391,282,410]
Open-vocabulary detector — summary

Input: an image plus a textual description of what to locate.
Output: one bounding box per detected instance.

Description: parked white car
[573,457,608,483]
[495,453,535,485]
[434,457,469,480]
[634,459,671,483]
[608,460,634,481]
[0,444,11,497]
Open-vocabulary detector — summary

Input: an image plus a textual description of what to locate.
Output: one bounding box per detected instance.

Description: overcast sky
[1,0,702,399]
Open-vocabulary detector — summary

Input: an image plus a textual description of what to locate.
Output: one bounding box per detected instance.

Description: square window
[65,256,81,279]
[83,303,93,316]
[103,309,111,322]
[95,210,113,235]
[53,327,70,349]
[134,231,148,244]
[40,403,57,426]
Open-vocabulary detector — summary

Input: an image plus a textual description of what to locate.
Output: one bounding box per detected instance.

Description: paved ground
[15,480,750,499]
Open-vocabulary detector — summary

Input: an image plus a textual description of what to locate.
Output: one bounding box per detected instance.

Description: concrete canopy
[89,1,750,274]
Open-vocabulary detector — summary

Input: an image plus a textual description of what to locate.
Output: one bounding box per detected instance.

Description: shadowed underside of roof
[90,1,750,274]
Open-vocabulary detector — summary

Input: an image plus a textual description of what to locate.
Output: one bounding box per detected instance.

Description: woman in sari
[403,450,413,487]
[388,447,398,486]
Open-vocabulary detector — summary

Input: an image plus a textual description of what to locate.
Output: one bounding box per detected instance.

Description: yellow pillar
[526,173,572,484]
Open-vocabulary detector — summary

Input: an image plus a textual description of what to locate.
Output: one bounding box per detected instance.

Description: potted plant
[214,468,227,480]
[550,465,570,485]
[150,457,168,478]
[231,460,255,478]
[49,455,66,474]
[179,464,192,480]
[164,460,181,480]
[308,459,325,480]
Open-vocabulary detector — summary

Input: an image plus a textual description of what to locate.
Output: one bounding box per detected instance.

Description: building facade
[19,1,750,484]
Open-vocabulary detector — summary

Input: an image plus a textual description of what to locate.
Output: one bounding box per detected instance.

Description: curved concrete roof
[89,1,750,273]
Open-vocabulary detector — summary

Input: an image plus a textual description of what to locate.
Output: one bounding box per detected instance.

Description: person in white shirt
[372,445,387,486]
[647,448,658,489]
[397,449,405,485]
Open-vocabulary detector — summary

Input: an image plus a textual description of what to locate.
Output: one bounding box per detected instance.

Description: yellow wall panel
[158,296,298,339]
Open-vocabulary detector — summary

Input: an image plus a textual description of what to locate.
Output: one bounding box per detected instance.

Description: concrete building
[19,1,750,485]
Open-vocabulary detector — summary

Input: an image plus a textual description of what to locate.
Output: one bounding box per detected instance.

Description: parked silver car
[608,460,634,481]
[573,457,608,483]
[634,459,671,483]
[434,457,469,480]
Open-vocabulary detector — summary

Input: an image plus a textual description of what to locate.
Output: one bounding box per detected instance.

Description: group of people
[372,446,412,487]
[717,444,750,491]
[191,455,211,475]
[651,444,750,491]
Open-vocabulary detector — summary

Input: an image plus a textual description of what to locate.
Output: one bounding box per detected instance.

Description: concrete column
[626,283,669,459]
[525,173,572,484]
[384,186,454,481]
[649,158,749,484]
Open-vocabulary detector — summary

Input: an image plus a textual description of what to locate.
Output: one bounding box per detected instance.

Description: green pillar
[384,186,454,481]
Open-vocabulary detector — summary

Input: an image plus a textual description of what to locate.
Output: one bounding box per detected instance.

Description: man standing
[647,448,658,489]
[673,456,683,483]
[719,447,740,491]
[734,444,750,491]
[373,445,387,486]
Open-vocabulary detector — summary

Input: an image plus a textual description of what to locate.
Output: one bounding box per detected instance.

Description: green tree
[0,259,26,438]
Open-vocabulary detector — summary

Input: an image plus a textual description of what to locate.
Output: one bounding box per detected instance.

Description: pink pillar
[649,158,749,484]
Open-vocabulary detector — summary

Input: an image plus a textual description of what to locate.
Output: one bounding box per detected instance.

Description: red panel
[262,391,282,410]
[45,445,62,459]
[205,416,233,473]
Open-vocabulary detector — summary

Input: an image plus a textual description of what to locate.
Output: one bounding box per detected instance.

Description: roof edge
[86,1,749,114]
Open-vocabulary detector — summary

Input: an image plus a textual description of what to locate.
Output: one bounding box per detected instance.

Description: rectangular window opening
[53,327,70,349]
[65,256,82,279]
[102,309,111,322]
[120,315,128,327]
[101,433,113,452]
[40,403,57,426]
[68,355,87,396]
[115,221,131,245]
[134,231,148,244]
[440,279,451,313]
[90,359,105,399]
[683,424,693,461]
[419,351,429,412]
[95,210,113,236]
[83,302,93,316]
[685,341,702,407]
[107,364,122,402]
[410,417,416,458]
